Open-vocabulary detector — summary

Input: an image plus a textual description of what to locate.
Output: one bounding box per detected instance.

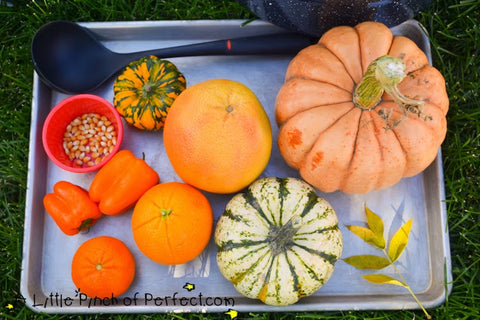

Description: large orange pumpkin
[275,21,449,194]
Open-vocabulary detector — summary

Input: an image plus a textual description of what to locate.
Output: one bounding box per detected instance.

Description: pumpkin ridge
[370,111,389,187]
[221,208,251,224]
[256,178,281,226]
[275,78,354,126]
[286,44,355,92]
[358,111,385,189]
[355,22,394,75]
[299,190,321,218]
[243,188,274,227]
[134,100,148,119]
[389,105,439,154]
[287,75,353,95]
[130,63,148,87]
[288,247,322,283]
[319,25,363,84]
[291,103,357,165]
[338,108,364,190]
[272,256,284,305]
[371,107,405,156]
[217,242,271,285]
[257,254,276,302]
[371,108,409,189]
[281,100,355,127]
[277,177,288,225]
[293,242,339,265]
[345,110,387,192]
[319,103,359,129]
[217,239,268,252]
[317,43,357,88]
[353,27,365,78]
[294,224,340,237]
[231,247,272,285]
[284,251,305,298]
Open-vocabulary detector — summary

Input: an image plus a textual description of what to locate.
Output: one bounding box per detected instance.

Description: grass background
[1,0,478,319]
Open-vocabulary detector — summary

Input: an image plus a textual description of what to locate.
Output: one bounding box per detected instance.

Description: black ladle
[31,20,315,94]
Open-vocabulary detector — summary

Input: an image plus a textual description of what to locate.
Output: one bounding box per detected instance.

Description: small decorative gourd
[113,55,186,131]
[215,177,342,306]
[275,21,449,194]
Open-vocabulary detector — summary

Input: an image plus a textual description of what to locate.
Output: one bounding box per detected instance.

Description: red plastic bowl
[42,94,123,173]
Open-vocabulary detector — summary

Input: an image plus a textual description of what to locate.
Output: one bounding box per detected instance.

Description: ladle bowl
[31,20,314,94]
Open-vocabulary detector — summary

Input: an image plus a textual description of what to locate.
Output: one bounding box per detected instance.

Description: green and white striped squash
[113,55,186,131]
[214,177,343,306]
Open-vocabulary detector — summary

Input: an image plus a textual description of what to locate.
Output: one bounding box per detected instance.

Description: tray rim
[21,18,452,314]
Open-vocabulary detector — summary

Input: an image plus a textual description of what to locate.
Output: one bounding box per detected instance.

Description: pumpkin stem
[353,55,429,129]
[267,216,301,256]
[142,81,155,97]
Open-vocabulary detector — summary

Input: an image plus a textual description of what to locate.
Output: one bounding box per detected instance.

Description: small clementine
[131,182,213,265]
[71,236,135,298]
[163,78,272,194]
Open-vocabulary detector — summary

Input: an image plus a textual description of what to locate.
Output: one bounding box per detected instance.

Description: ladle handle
[121,33,314,60]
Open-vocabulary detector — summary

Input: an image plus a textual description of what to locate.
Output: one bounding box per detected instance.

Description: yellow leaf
[346,225,385,249]
[343,254,391,270]
[362,274,407,287]
[365,206,386,248]
[388,219,412,262]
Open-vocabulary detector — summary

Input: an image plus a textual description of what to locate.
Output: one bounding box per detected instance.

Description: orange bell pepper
[89,149,159,215]
[43,181,102,236]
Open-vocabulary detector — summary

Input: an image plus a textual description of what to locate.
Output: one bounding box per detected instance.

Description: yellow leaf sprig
[344,206,431,319]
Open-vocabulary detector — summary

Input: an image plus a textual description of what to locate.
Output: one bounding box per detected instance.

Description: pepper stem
[77,218,95,232]
[353,55,429,129]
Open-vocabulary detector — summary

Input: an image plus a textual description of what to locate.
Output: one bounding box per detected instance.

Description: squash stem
[268,217,300,256]
[353,55,428,128]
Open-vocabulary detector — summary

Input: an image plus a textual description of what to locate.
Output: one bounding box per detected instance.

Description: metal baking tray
[21,19,452,314]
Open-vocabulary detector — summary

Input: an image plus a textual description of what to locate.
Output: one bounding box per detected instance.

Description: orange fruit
[131,182,213,265]
[71,236,135,298]
[163,78,272,194]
